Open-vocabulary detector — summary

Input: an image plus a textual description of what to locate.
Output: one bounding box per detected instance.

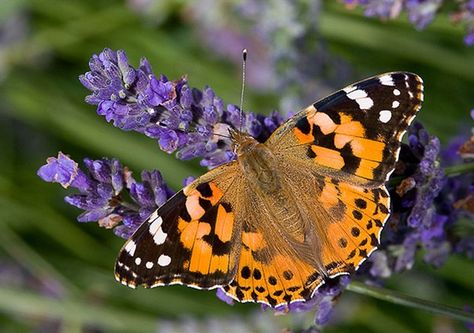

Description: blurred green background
[0,0,473,332]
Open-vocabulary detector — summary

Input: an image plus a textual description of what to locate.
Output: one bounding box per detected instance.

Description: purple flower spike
[38,153,173,237]
[216,288,235,305]
[343,1,474,46]
[37,152,90,192]
[81,49,284,169]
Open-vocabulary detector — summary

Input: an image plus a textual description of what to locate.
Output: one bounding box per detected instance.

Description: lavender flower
[80,49,282,168]
[358,121,474,280]
[344,0,474,46]
[265,276,351,327]
[37,152,173,238]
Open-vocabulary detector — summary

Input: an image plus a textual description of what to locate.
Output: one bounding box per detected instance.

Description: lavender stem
[347,281,474,323]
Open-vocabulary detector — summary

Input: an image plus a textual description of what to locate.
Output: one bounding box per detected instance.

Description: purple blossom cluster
[362,122,474,280]
[80,49,281,169]
[38,49,474,329]
[37,152,173,239]
[343,0,474,46]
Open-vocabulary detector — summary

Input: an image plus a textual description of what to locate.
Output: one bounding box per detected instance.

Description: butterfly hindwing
[269,72,423,186]
[115,164,241,289]
[219,189,325,307]
[317,176,390,276]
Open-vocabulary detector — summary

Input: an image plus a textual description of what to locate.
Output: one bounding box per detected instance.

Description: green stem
[445,162,474,177]
[347,281,474,323]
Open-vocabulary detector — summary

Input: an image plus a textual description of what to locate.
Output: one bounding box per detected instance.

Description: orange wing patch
[318,176,390,276]
[277,73,423,186]
[115,176,240,290]
[222,231,324,307]
[293,108,390,183]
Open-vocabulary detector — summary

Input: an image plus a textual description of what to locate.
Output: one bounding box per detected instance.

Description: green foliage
[0,0,473,331]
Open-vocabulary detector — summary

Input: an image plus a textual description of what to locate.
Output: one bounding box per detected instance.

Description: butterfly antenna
[239,49,247,133]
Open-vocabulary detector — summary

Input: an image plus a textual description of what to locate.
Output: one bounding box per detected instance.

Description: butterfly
[115,72,423,308]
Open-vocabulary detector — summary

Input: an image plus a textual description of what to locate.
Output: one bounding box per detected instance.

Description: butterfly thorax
[231,130,281,194]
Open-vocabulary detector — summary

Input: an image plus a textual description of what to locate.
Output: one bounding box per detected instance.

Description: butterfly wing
[222,72,423,306]
[220,184,325,307]
[268,72,423,187]
[221,166,391,307]
[115,163,243,289]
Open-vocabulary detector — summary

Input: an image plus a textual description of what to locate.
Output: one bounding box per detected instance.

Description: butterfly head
[229,128,259,157]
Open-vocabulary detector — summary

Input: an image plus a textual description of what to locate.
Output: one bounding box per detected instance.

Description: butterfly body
[232,130,281,194]
[115,72,423,307]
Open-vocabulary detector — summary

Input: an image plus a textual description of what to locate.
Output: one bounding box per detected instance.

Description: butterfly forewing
[115,163,242,289]
[269,72,423,186]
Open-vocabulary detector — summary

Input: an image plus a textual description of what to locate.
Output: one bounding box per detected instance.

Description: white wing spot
[135,257,142,265]
[346,89,374,110]
[149,216,163,235]
[148,210,160,222]
[379,110,392,123]
[392,100,400,108]
[393,89,401,96]
[124,240,137,256]
[158,254,171,267]
[343,85,356,93]
[153,227,167,245]
[146,261,154,269]
[357,97,374,110]
[379,75,394,86]
[347,89,366,99]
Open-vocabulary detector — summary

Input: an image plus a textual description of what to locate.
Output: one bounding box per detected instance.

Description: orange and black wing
[268,72,423,187]
[115,163,242,290]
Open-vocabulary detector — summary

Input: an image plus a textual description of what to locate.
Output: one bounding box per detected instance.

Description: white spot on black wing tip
[149,216,163,234]
[343,85,356,93]
[158,254,171,267]
[392,101,400,108]
[148,210,160,222]
[153,227,167,245]
[135,257,142,265]
[125,240,137,256]
[393,89,401,96]
[149,216,167,245]
[379,75,394,86]
[379,110,392,123]
[346,89,374,110]
[146,261,154,269]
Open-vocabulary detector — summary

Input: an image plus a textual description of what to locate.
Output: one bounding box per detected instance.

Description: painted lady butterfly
[115,72,424,308]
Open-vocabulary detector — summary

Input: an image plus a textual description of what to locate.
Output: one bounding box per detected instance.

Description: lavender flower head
[79,49,283,169]
[37,152,173,238]
[344,0,474,46]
